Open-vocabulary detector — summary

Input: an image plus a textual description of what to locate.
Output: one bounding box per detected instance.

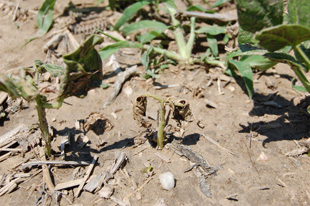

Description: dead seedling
[133,94,193,149]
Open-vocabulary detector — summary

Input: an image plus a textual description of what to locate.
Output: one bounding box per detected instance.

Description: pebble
[159,172,175,190]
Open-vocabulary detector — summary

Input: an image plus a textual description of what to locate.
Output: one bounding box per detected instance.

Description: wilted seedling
[133,94,193,149]
[0,35,103,156]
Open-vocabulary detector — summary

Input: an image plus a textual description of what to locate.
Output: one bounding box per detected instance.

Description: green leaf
[295,40,310,70]
[239,55,277,71]
[145,69,159,79]
[99,41,143,61]
[101,83,109,89]
[238,27,258,45]
[114,0,151,30]
[212,0,230,8]
[0,74,38,100]
[97,30,122,42]
[256,24,310,51]
[229,60,254,98]
[196,25,226,35]
[141,45,153,70]
[292,83,307,92]
[264,52,304,68]
[223,34,230,44]
[186,4,214,13]
[37,0,56,35]
[207,35,218,57]
[35,60,65,77]
[235,0,283,34]
[108,0,116,10]
[137,30,165,44]
[58,35,103,100]
[288,0,310,29]
[121,20,167,36]
[264,52,310,92]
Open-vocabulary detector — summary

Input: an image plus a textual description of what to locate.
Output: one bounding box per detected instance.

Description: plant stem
[292,67,310,92]
[35,95,51,156]
[294,45,310,71]
[185,17,196,58]
[143,45,185,63]
[142,94,166,149]
[169,8,188,59]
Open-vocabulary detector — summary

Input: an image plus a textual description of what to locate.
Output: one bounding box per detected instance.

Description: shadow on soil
[239,93,310,147]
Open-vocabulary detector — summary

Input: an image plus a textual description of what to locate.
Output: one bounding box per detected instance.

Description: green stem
[157,100,165,149]
[143,45,185,63]
[142,94,166,149]
[292,67,310,92]
[169,10,187,59]
[185,17,196,58]
[294,45,310,71]
[35,95,51,156]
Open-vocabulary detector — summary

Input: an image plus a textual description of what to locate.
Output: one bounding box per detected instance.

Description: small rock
[159,172,175,190]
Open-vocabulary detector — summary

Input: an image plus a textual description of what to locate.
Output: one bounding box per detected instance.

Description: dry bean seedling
[1,0,310,205]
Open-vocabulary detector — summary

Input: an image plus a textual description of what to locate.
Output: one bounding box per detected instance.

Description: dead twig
[179,10,238,22]
[39,148,54,192]
[22,160,90,170]
[75,155,98,197]
[104,65,137,108]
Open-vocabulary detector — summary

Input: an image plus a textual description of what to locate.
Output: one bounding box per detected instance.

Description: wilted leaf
[0,74,38,101]
[58,35,103,100]
[84,112,113,135]
[35,60,65,77]
[133,96,151,128]
[114,0,151,30]
[171,100,193,122]
[256,24,310,51]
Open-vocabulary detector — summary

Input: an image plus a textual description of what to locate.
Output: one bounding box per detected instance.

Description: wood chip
[54,179,83,191]
[0,124,26,148]
[39,147,54,192]
[75,155,98,197]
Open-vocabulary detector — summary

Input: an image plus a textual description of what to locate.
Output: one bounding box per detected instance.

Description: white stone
[159,172,175,190]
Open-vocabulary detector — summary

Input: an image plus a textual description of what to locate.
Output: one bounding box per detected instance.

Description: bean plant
[1,35,103,156]
[227,0,310,100]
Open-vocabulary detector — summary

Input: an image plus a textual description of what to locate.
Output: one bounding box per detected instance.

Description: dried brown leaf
[171,100,193,122]
[133,96,151,128]
[84,112,113,135]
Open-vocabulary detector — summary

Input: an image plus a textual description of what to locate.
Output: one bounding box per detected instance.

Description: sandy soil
[1,0,310,206]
